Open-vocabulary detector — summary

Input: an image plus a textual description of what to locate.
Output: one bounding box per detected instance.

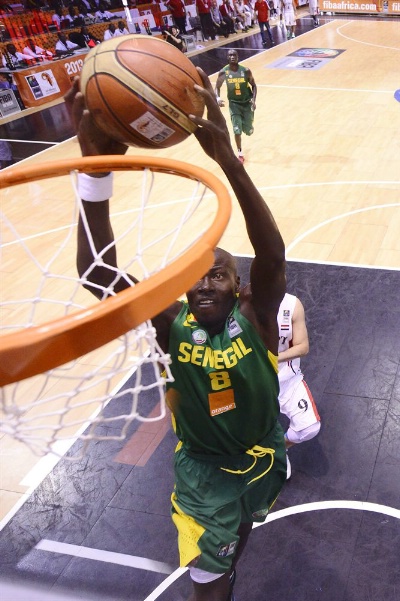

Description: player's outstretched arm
[65,78,132,298]
[191,68,286,348]
[65,79,181,350]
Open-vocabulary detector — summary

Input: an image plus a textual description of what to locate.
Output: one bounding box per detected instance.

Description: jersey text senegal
[223,64,253,104]
[167,301,280,455]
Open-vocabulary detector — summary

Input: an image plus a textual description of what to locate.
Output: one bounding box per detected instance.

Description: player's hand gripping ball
[80,35,205,149]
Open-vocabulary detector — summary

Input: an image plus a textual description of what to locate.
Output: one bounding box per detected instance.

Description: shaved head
[214,247,237,275]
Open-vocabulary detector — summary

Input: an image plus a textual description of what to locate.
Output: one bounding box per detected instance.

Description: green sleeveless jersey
[166,301,280,456]
[223,64,253,104]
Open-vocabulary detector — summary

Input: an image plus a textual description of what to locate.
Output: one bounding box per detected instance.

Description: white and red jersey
[277,293,303,385]
[277,293,320,431]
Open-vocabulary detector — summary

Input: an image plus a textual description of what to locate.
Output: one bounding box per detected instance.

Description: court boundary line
[234,253,400,272]
[34,540,173,575]
[1,139,57,145]
[283,201,400,254]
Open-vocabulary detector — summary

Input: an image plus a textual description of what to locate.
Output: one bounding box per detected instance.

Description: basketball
[80,35,205,149]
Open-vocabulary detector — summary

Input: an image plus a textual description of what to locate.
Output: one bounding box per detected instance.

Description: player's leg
[190,522,251,600]
[290,12,296,38]
[189,571,231,601]
[278,5,284,27]
[240,103,254,163]
[235,134,244,163]
[229,103,245,162]
[283,12,290,38]
[172,448,242,600]
[283,379,320,444]
[279,379,321,477]
[231,522,252,569]
[310,1,319,25]
[174,424,286,600]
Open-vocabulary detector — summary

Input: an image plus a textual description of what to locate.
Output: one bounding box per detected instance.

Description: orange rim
[0,156,231,386]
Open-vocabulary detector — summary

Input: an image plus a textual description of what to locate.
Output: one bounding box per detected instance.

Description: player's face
[186,249,239,332]
[227,51,238,66]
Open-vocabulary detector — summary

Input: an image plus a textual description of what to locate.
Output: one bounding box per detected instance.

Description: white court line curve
[250,180,400,260]
[3,180,399,248]
[144,500,400,601]
[336,21,400,52]
[284,202,400,255]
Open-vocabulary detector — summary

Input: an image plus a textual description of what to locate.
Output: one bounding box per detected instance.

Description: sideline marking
[34,540,173,575]
[0,138,57,145]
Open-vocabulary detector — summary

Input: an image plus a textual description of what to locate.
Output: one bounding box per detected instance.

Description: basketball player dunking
[66,69,287,601]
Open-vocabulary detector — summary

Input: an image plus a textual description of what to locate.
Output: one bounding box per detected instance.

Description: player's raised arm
[65,79,131,299]
[191,68,286,343]
[65,78,181,352]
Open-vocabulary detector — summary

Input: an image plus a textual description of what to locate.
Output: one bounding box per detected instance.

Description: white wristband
[77,172,113,202]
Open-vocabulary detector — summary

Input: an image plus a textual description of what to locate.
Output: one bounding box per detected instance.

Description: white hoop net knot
[0,156,231,459]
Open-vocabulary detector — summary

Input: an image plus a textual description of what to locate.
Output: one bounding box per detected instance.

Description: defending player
[278,294,321,479]
[66,68,286,601]
[215,49,257,164]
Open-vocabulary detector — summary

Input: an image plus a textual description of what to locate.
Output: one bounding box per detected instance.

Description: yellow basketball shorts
[171,421,286,573]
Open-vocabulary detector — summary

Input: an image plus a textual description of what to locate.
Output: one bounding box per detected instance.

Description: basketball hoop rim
[0,155,231,386]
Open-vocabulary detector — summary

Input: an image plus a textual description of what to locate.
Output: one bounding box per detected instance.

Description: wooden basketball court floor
[1,14,400,601]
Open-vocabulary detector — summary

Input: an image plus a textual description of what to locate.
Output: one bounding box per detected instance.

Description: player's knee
[189,566,225,583]
[285,421,321,444]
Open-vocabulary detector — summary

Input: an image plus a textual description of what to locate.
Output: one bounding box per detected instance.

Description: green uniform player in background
[215,49,257,164]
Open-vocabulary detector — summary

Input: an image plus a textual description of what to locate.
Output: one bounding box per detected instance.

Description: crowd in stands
[1,0,277,77]
[0,0,265,45]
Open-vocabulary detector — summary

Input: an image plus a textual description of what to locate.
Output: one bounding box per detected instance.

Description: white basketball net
[0,162,221,458]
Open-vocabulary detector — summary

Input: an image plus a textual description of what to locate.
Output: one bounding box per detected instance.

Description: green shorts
[229,101,254,137]
[171,421,286,573]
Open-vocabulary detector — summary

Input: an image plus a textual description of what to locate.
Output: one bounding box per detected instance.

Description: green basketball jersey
[166,301,280,456]
[223,64,253,104]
